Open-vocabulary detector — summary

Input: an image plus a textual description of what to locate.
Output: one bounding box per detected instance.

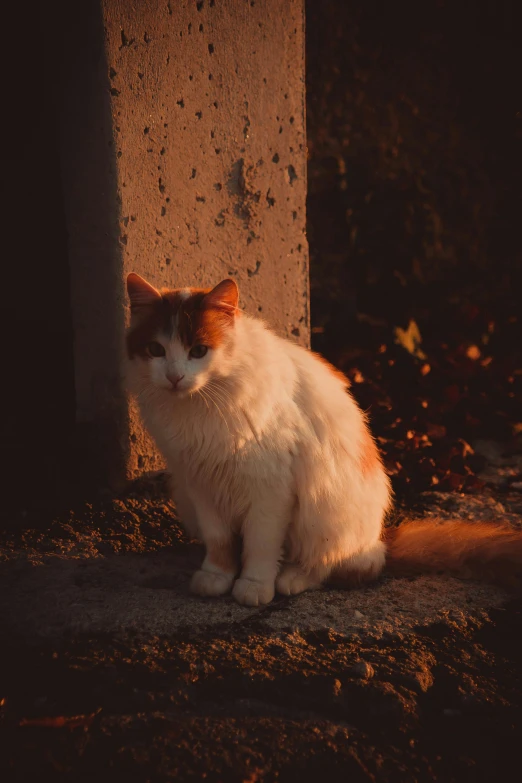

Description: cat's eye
[189,344,208,359]
[147,341,166,358]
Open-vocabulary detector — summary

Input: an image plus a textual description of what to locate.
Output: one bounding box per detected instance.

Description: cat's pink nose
[167,373,185,389]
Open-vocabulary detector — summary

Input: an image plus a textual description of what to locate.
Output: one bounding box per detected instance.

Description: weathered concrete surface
[61,0,308,486]
[0,548,507,642]
[1,481,522,781]
[2,475,521,642]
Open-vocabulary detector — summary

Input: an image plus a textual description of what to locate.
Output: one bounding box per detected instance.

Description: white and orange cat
[126,274,522,606]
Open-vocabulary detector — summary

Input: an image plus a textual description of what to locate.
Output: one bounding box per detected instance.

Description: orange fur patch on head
[126,276,239,358]
[176,280,239,350]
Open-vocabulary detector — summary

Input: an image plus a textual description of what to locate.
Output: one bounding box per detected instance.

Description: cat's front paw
[232,577,275,607]
[190,569,234,597]
[276,565,320,596]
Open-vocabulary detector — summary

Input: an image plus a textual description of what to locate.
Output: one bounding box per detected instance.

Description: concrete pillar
[62,0,308,487]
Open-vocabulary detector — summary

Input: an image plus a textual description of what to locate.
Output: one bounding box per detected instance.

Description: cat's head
[126,273,239,396]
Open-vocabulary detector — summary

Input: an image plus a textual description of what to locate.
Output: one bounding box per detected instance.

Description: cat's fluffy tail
[384,519,522,590]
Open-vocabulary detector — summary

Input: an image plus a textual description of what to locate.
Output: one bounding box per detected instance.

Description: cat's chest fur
[140,388,297,481]
[141,390,298,528]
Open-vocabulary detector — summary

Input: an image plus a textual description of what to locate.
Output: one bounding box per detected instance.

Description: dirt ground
[1,450,522,782]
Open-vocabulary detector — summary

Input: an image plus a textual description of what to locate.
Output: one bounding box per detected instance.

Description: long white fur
[127,305,392,606]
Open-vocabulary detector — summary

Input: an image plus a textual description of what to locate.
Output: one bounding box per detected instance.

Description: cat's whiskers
[205,381,236,413]
[204,386,248,457]
[205,379,240,412]
[206,381,260,444]
[196,388,210,413]
[204,388,236,434]
[205,381,244,432]
[199,384,235,439]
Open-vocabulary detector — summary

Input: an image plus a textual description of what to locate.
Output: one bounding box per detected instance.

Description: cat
[126,273,522,606]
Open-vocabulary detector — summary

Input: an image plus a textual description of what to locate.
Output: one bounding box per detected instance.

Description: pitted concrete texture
[61,0,308,485]
[0,548,507,643]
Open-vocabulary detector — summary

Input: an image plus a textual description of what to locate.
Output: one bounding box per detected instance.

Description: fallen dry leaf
[394,320,427,360]
[19,707,102,730]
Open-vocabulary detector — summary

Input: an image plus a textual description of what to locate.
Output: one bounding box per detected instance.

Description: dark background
[307,0,521,500]
[1,4,74,511]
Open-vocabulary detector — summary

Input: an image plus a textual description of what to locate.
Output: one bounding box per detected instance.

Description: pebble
[353,610,364,619]
[351,661,375,679]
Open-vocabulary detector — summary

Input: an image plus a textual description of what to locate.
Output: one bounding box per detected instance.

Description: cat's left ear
[204,279,239,312]
[127,273,161,309]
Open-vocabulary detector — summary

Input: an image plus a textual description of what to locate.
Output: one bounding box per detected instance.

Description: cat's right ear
[127,273,161,309]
